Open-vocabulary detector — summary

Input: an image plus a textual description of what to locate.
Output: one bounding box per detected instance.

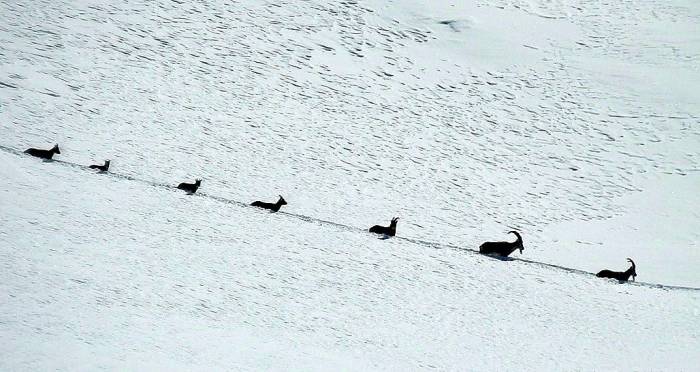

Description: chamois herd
[22,143,640,283]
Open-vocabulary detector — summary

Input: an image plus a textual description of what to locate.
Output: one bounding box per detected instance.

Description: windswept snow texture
[1,0,699,370]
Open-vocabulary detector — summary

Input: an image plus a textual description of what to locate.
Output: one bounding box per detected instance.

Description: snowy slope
[1,152,699,371]
[1,0,699,370]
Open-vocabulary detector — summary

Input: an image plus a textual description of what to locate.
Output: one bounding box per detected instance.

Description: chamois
[89,160,110,172]
[369,217,399,237]
[479,231,524,257]
[251,195,287,212]
[24,144,60,159]
[596,258,636,282]
[177,179,201,194]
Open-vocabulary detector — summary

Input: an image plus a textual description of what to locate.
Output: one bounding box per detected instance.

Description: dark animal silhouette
[369,217,399,237]
[89,160,110,172]
[177,179,201,194]
[479,231,524,257]
[24,144,60,159]
[596,258,637,282]
[251,195,287,212]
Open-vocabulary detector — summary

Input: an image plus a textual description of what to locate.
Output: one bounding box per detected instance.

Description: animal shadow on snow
[480,252,516,261]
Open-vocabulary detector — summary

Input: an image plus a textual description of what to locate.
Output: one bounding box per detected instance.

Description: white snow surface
[1,0,699,370]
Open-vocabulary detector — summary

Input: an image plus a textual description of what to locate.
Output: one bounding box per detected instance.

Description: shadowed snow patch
[438,19,473,32]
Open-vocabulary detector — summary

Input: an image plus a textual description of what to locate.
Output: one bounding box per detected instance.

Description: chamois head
[388,217,399,235]
[627,258,636,281]
[278,195,287,205]
[52,144,61,154]
[195,179,202,186]
[508,230,524,253]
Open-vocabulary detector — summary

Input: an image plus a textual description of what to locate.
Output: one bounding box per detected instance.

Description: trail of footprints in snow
[1,144,698,292]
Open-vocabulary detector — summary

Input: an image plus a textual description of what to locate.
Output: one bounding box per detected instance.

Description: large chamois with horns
[596,258,636,282]
[369,217,399,237]
[479,231,524,257]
